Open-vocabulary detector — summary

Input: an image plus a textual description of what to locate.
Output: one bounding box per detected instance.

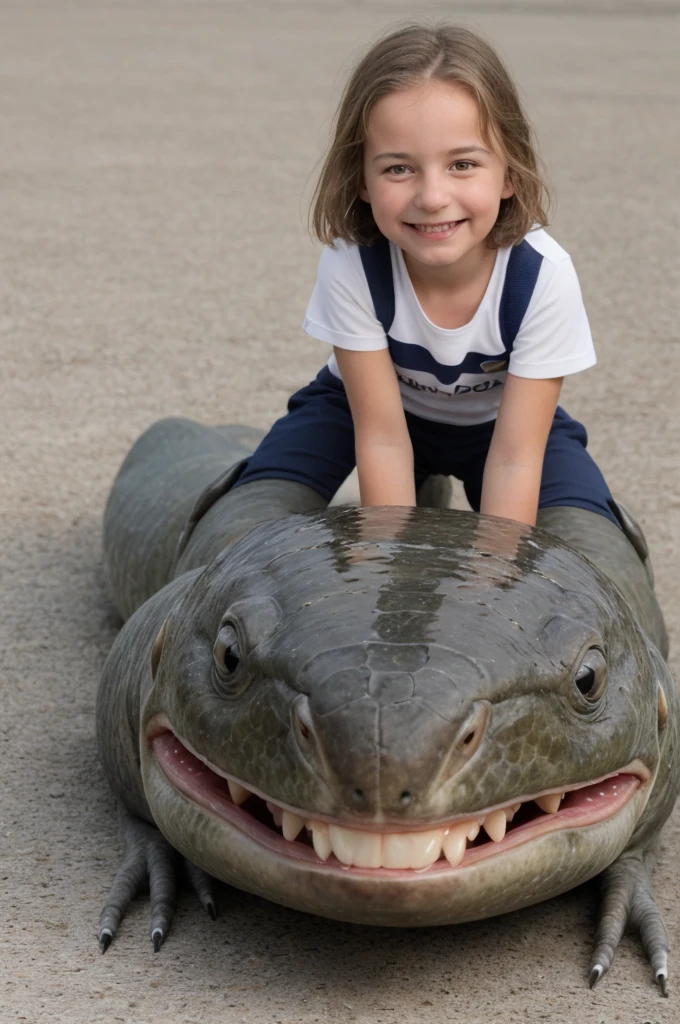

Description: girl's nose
[414,173,452,213]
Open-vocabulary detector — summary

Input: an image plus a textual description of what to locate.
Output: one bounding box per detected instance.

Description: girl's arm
[480,372,563,527]
[333,347,416,506]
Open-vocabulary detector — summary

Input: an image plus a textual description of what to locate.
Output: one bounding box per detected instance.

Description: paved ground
[1,2,679,1022]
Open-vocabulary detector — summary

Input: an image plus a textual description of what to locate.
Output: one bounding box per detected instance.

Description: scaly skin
[96,418,678,992]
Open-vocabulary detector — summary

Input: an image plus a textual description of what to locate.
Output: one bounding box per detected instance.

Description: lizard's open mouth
[148,723,649,877]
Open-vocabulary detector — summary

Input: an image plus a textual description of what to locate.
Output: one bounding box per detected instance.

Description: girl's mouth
[406,219,465,240]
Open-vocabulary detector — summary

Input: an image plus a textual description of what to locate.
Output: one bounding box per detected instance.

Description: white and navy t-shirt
[302,229,596,426]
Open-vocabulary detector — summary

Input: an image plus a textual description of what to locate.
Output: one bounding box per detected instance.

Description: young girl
[232,23,618,531]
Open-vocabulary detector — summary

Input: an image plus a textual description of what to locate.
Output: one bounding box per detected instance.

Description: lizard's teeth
[309,821,332,861]
[227,780,250,806]
[266,801,283,828]
[329,825,383,868]
[466,821,481,841]
[381,829,444,869]
[482,809,507,843]
[535,793,564,814]
[282,810,305,841]
[271,793,563,866]
[442,822,471,868]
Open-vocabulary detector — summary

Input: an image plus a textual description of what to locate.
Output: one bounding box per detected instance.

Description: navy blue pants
[235,367,617,524]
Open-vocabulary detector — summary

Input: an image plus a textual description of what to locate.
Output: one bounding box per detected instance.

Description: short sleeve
[302,240,389,352]
[508,256,596,379]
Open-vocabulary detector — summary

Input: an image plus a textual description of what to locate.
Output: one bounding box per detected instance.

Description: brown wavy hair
[310,23,551,249]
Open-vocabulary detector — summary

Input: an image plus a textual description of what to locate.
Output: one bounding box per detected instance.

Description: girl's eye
[452,161,475,172]
[386,164,410,176]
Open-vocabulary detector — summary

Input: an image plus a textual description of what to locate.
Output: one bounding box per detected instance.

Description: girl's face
[360,80,513,277]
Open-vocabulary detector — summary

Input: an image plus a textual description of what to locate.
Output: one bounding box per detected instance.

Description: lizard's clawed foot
[590,849,668,996]
[98,808,218,952]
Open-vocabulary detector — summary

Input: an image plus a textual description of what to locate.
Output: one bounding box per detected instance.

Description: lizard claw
[590,849,669,995]
[588,964,604,990]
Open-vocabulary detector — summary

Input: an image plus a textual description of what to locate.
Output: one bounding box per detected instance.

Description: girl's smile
[360,80,513,284]
[406,219,466,240]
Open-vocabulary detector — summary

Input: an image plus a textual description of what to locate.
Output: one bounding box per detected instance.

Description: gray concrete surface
[1,2,678,1022]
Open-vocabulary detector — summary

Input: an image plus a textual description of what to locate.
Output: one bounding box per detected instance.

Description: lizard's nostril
[455,702,490,759]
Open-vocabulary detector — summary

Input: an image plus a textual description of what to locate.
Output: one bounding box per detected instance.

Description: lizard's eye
[213,622,241,677]
[574,647,607,704]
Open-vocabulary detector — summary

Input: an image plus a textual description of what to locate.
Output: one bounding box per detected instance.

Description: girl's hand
[333,347,416,507]
[480,373,563,527]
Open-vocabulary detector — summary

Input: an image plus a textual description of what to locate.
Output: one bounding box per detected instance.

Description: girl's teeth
[414,221,459,233]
